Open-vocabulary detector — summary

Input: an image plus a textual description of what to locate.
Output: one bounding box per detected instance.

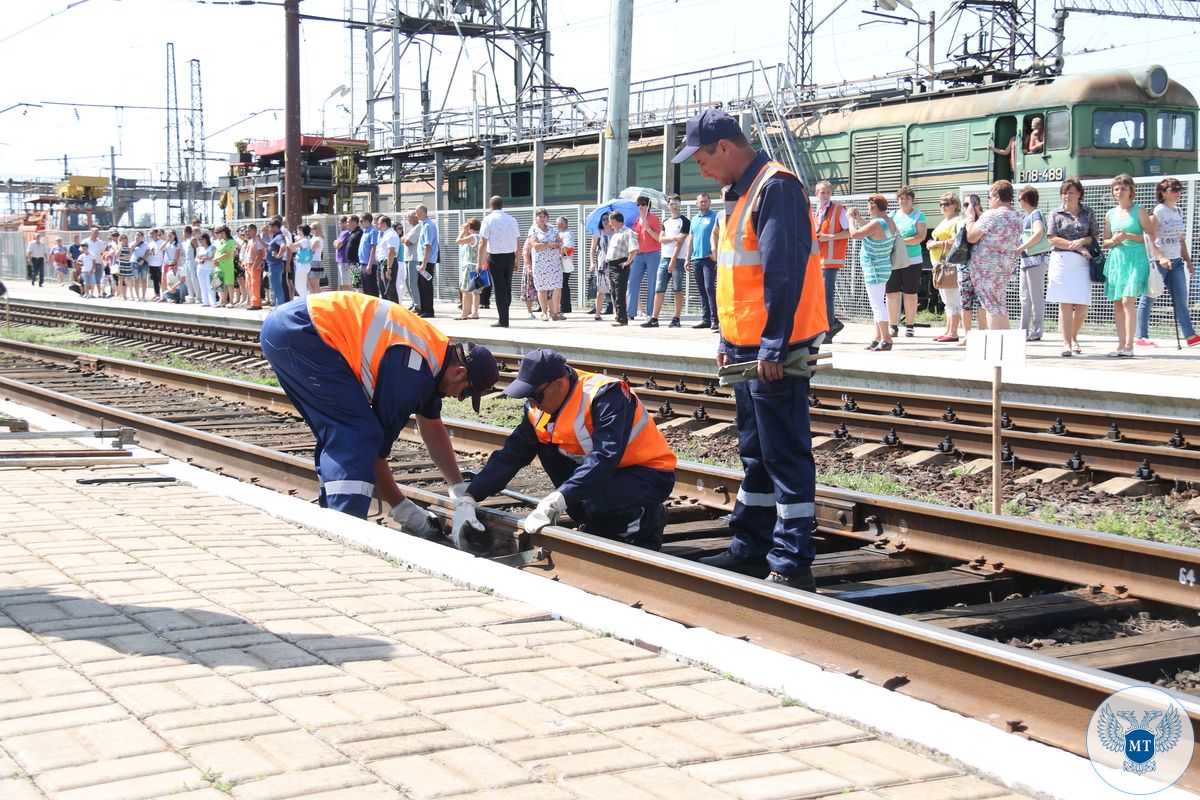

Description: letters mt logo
[1097,704,1183,776]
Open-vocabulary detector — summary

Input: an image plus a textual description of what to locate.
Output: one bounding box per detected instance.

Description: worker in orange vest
[458,349,676,551]
[260,292,499,537]
[673,108,827,591]
[813,179,849,340]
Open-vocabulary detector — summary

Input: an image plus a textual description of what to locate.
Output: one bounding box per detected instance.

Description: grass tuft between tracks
[0,324,281,387]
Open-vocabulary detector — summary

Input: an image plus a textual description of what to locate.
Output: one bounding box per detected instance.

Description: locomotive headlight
[1140,65,1169,99]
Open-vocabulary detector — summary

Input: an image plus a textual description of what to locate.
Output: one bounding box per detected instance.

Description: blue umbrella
[585,199,639,235]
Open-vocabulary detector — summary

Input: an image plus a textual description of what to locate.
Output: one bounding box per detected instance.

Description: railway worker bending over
[673,108,827,592]
[260,291,499,537]
[455,349,676,551]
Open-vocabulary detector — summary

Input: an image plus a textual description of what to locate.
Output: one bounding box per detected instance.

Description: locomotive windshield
[1093,109,1147,149]
[1158,112,1195,150]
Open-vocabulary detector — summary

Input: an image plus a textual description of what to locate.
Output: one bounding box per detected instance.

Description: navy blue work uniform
[721,150,819,578]
[260,298,441,518]
[466,370,674,549]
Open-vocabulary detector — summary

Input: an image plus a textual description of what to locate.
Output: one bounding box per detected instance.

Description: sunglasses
[1167,185,1183,192]
[529,381,551,404]
[939,201,956,207]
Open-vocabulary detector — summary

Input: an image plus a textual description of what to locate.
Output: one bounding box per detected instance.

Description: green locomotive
[435,66,1195,211]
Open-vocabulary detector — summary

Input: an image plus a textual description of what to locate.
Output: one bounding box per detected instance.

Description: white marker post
[965,330,1027,514]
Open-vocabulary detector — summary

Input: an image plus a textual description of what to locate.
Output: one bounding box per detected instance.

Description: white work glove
[448,482,469,502]
[389,499,440,539]
[451,495,486,550]
[522,491,566,534]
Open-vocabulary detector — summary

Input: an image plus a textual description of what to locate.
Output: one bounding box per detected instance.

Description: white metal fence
[4,174,1197,334]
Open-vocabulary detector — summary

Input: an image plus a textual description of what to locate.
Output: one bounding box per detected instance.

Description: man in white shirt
[146,229,165,299]
[402,211,421,311]
[643,195,690,329]
[26,234,48,287]
[477,195,520,328]
[377,215,406,305]
[605,211,638,326]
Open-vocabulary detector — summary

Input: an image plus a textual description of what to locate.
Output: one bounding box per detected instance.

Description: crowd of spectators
[24,173,1195,354]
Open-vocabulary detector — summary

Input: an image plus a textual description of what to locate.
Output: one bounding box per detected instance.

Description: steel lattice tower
[186,58,207,222]
[165,43,185,224]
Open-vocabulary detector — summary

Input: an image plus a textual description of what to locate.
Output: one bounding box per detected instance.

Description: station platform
[0,405,1071,800]
[6,282,1199,417]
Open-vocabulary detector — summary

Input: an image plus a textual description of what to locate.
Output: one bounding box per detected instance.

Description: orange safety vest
[527,368,676,472]
[816,200,848,269]
[716,160,828,347]
[307,292,449,403]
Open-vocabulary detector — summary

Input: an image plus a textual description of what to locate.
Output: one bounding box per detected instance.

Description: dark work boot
[766,571,817,592]
[698,549,769,577]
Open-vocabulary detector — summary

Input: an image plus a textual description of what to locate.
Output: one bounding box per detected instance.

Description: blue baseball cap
[460,343,499,412]
[503,349,568,399]
[672,108,743,163]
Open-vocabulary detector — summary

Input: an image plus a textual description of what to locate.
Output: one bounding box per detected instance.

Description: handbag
[469,268,492,292]
[1147,261,1165,299]
[1087,241,1106,283]
[932,261,958,289]
[890,233,909,272]
[561,246,574,273]
[945,226,973,265]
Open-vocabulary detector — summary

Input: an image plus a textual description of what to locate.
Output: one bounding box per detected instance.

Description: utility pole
[284,0,302,228]
[601,0,633,202]
[110,146,119,226]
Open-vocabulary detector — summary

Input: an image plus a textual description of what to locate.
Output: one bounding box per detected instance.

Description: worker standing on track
[673,108,828,591]
[260,291,499,537]
[454,349,676,551]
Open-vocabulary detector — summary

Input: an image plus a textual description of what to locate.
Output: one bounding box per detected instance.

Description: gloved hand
[448,482,470,502]
[389,499,441,539]
[451,495,486,550]
[522,491,566,534]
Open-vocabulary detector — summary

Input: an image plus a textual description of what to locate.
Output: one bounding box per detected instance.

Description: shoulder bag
[1087,240,1106,283]
[1146,260,1165,299]
[888,219,909,271]
[944,225,973,266]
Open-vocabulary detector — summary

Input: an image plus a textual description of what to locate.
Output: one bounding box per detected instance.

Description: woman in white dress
[1045,178,1099,357]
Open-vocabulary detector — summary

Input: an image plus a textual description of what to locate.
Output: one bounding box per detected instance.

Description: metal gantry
[1051,0,1200,66]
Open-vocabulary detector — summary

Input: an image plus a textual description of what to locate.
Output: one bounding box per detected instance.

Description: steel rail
[3,337,1199,610]
[11,300,1197,447]
[4,347,1200,784]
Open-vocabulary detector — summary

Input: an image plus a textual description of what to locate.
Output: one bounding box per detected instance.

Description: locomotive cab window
[1044,110,1069,150]
[1093,109,1147,149]
[1157,112,1195,151]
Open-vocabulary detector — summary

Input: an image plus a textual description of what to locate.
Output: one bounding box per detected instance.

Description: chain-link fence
[960,174,1200,333]
[5,174,1196,334]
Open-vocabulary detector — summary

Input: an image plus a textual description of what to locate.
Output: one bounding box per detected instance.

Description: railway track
[3,336,1200,787]
[5,300,1199,484]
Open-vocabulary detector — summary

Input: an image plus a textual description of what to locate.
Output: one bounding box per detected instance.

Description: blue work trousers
[1137,259,1197,340]
[727,361,817,576]
[539,446,673,550]
[822,268,839,329]
[691,257,717,326]
[626,251,658,318]
[260,300,381,518]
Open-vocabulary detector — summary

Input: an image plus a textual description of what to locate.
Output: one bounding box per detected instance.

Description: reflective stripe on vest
[818,201,848,267]
[715,160,829,347]
[528,369,676,472]
[307,292,448,403]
